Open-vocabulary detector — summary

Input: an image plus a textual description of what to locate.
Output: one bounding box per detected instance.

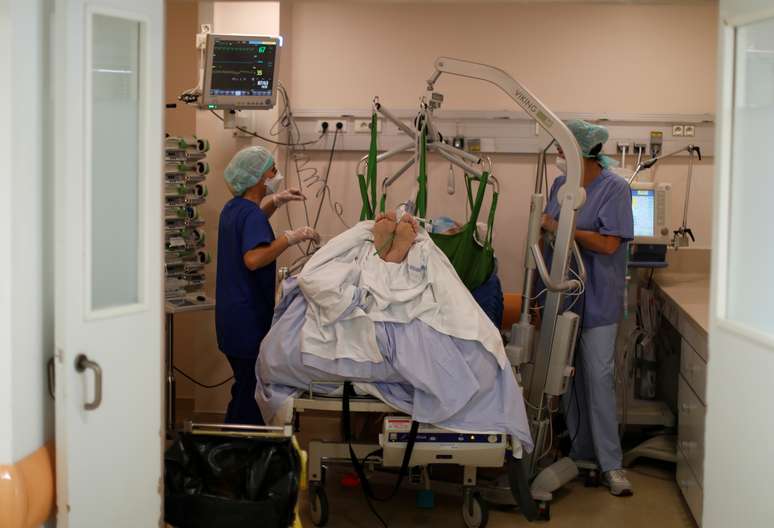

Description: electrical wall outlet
[316,120,330,134]
[334,120,348,133]
[650,131,663,157]
[354,118,381,133]
[684,125,695,137]
[672,125,684,137]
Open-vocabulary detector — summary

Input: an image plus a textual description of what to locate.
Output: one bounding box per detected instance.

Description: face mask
[554,156,567,174]
[264,171,284,195]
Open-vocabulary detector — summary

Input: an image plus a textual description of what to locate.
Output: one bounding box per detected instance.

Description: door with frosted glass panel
[53,1,163,526]
[704,2,774,526]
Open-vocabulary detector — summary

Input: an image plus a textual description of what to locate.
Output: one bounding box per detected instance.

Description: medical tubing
[173,366,233,389]
[275,88,312,256]
[537,139,555,194]
[342,382,420,513]
[568,292,587,445]
[277,85,313,230]
[369,113,378,211]
[305,128,340,254]
[208,109,325,147]
[342,383,419,502]
[374,232,396,257]
[682,150,694,229]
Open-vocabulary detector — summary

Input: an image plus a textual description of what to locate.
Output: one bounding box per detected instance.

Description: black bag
[165,430,301,528]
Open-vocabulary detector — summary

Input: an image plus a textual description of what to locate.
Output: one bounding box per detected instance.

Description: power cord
[174,365,233,389]
[208,109,326,147]
[567,273,587,447]
[312,125,341,229]
[305,126,341,254]
[269,84,350,253]
[359,449,390,528]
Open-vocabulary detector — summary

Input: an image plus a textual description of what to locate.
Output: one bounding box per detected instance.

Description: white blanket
[297,221,507,368]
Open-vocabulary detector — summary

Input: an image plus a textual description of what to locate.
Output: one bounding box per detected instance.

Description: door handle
[47,357,55,400]
[75,354,102,411]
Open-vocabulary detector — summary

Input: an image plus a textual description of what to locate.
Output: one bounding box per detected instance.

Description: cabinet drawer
[678,315,708,361]
[677,448,703,526]
[681,339,707,404]
[678,375,706,485]
[660,294,679,328]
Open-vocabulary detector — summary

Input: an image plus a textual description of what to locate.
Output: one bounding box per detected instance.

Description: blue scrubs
[215,197,276,425]
[543,169,633,472]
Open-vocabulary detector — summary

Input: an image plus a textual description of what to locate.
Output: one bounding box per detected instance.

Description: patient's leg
[373,211,398,257]
[384,215,419,263]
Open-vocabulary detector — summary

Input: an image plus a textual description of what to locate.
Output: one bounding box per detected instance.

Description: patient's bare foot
[384,215,419,263]
[373,211,398,257]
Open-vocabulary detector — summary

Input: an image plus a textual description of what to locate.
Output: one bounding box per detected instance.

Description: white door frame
[711,5,774,350]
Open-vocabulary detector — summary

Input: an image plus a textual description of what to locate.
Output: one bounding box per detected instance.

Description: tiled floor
[297,462,696,528]
[172,405,696,528]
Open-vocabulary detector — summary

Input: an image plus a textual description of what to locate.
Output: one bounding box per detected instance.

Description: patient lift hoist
[297,58,590,525]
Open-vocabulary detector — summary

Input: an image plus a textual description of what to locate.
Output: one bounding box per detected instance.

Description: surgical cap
[566,119,618,169]
[223,146,275,196]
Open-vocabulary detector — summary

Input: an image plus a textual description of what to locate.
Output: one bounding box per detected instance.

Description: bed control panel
[380,417,506,468]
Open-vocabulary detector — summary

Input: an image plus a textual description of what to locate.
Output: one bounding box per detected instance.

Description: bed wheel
[309,485,329,527]
[462,491,488,528]
[584,469,601,488]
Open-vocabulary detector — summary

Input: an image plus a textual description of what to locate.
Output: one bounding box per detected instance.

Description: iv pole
[628,144,701,248]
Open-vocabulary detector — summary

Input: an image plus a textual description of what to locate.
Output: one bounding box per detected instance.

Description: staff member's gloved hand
[272,188,306,207]
[541,213,558,234]
[284,226,320,246]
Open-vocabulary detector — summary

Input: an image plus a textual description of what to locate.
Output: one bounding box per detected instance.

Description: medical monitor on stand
[200,34,281,110]
[629,182,671,267]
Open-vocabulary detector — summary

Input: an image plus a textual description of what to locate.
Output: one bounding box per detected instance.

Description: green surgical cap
[223,146,275,196]
[566,119,618,169]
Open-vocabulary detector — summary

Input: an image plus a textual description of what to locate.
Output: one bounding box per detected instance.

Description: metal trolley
[293,383,518,528]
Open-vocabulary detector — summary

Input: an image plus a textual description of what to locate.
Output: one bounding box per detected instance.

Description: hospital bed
[261,269,538,526]
[291,383,527,528]
[267,57,589,525]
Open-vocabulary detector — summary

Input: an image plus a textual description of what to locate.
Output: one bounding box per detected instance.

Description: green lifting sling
[357,122,498,290]
[357,113,381,220]
[416,131,498,291]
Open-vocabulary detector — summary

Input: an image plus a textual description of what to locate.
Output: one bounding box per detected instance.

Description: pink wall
[274,1,717,295]
[288,2,717,114]
[170,1,281,412]
[170,0,718,413]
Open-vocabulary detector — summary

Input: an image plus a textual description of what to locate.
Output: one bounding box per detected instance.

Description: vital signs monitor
[201,34,281,110]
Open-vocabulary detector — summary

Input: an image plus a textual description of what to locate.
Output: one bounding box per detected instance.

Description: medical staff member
[216,146,320,425]
[541,120,634,496]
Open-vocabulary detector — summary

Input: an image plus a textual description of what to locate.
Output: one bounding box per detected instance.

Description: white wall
[0,0,54,464]
[0,0,14,466]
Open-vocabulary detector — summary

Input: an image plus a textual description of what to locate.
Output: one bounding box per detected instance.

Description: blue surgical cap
[223,146,275,196]
[566,119,618,169]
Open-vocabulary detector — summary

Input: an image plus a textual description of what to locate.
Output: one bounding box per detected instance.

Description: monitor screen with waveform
[209,38,277,97]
